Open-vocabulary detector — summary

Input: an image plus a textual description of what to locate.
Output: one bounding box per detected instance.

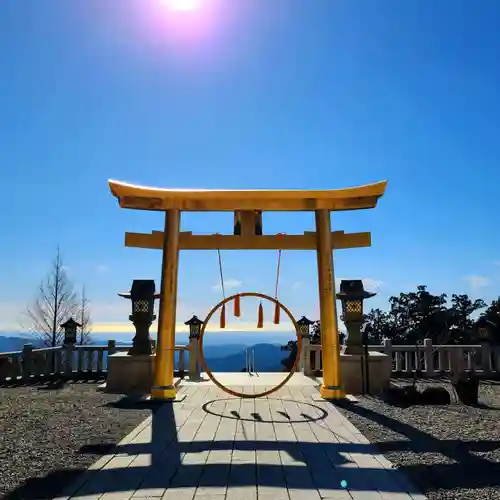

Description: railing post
[178,349,185,376]
[55,347,64,374]
[382,338,395,372]
[106,340,117,373]
[300,334,311,374]
[304,349,313,377]
[188,334,200,380]
[423,338,433,377]
[64,344,74,376]
[481,342,492,376]
[449,347,465,379]
[22,344,34,381]
[108,340,116,356]
[314,349,322,374]
[494,346,500,373]
[438,346,447,372]
[382,338,392,356]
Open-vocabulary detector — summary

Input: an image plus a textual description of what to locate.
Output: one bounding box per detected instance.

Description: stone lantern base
[340,351,391,395]
[105,352,155,396]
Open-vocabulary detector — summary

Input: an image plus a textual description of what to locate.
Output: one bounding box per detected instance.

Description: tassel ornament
[220,303,226,329]
[234,294,241,317]
[273,302,280,325]
[257,301,264,329]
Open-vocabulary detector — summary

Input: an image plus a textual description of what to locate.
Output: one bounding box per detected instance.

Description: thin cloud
[291,281,303,292]
[462,275,489,292]
[362,278,384,292]
[96,264,109,274]
[211,279,243,293]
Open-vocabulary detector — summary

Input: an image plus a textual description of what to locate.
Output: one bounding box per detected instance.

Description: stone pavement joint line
[52,380,427,500]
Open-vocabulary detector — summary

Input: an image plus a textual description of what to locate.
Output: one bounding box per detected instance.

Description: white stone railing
[0,340,192,383]
[303,339,500,377]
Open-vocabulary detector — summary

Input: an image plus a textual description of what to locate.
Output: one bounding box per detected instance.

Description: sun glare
[163,0,202,11]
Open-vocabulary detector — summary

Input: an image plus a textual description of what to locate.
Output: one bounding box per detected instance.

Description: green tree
[410,286,448,343]
[364,308,392,344]
[481,297,500,344]
[384,286,449,344]
[449,294,486,343]
[387,292,413,341]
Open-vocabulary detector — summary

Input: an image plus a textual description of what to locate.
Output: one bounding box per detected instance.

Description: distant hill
[205,343,285,372]
[202,344,248,359]
[0,336,43,352]
[0,335,287,372]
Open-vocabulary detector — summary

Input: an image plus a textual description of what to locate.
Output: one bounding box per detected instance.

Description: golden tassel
[220,303,226,329]
[234,294,241,317]
[273,302,280,324]
[257,301,264,329]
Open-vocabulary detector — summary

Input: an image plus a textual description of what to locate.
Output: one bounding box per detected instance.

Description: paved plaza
[54,375,426,500]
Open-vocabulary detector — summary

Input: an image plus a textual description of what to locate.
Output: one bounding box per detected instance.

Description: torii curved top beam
[108,179,387,212]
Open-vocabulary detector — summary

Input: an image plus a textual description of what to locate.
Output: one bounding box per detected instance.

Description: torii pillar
[151,210,180,400]
[316,210,342,399]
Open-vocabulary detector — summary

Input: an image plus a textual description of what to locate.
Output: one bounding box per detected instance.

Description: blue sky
[1,0,499,336]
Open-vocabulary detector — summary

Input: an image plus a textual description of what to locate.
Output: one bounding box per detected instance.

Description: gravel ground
[0,381,151,500]
[336,379,500,500]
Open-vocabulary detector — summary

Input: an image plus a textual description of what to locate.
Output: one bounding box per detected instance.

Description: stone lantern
[476,316,494,342]
[296,316,314,373]
[61,317,82,346]
[119,279,160,356]
[297,316,314,338]
[185,315,204,380]
[185,315,204,339]
[336,280,376,355]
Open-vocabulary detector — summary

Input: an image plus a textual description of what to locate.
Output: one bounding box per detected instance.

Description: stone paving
[54,375,426,500]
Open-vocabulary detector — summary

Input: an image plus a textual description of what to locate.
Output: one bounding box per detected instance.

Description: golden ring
[199,292,302,399]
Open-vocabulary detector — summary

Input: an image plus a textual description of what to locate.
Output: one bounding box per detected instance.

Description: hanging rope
[217,248,225,300]
[216,235,226,329]
[273,233,285,324]
[215,232,285,329]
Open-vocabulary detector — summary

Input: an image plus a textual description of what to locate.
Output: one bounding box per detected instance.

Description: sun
[163,0,202,11]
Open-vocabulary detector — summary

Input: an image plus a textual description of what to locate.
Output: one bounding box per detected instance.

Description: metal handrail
[245,348,256,374]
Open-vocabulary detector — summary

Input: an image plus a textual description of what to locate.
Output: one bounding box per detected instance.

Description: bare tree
[79,285,93,345]
[22,247,78,347]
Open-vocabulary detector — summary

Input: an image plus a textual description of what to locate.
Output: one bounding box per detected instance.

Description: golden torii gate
[108,179,387,400]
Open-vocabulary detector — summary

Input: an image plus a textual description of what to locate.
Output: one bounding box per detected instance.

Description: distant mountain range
[202,343,286,372]
[0,335,288,372]
[0,335,44,352]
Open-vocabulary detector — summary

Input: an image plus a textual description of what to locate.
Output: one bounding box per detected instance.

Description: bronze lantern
[185,315,204,339]
[61,317,82,346]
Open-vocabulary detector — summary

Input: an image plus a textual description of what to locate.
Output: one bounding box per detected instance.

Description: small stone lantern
[297,316,314,338]
[185,315,204,380]
[297,316,314,373]
[336,280,376,354]
[476,316,494,342]
[119,279,160,356]
[185,315,204,339]
[61,318,82,345]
